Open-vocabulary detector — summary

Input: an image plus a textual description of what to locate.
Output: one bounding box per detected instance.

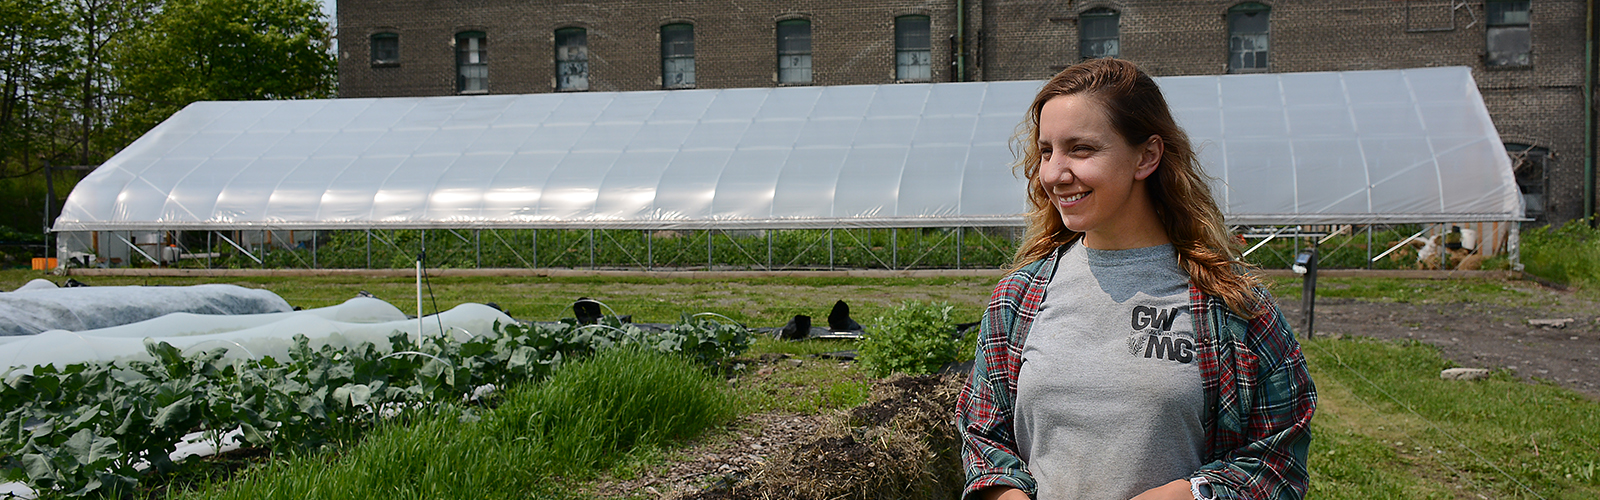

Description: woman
[956,58,1315,500]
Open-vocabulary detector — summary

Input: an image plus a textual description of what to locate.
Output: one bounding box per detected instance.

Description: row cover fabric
[0,283,292,337]
[52,66,1521,231]
[0,297,513,372]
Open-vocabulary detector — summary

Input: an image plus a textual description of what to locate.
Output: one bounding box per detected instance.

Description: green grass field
[2,269,1597,498]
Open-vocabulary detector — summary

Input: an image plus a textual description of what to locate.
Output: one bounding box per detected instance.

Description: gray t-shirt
[1015,243,1206,500]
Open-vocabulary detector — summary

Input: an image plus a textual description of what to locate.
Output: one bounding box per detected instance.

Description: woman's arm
[957,270,1044,500]
[1192,292,1316,500]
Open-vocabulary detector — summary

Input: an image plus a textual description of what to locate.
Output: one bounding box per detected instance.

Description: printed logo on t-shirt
[1125,305,1193,363]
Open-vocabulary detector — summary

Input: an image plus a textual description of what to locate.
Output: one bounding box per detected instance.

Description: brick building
[337,0,1597,225]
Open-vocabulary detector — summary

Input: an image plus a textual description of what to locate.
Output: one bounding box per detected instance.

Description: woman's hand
[1129,479,1195,500]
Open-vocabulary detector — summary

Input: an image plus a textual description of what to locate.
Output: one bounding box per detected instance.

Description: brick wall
[339,0,1596,224]
[337,0,960,97]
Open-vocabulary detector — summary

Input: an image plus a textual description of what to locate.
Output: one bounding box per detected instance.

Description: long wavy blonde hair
[1009,58,1261,316]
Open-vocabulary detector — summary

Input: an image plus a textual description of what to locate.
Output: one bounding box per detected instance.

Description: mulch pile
[680,373,966,500]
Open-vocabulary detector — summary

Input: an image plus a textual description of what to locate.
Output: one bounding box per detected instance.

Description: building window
[895,15,931,81]
[661,23,695,88]
[1506,144,1548,220]
[370,33,399,67]
[777,19,812,84]
[1486,0,1531,67]
[555,27,589,91]
[456,31,487,93]
[1079,9,1119,60]
[1227,3,1269,73]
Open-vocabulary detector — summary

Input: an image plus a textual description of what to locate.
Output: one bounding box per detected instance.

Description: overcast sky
[320,0,335,29]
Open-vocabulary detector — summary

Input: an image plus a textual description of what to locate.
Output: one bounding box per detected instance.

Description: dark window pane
[777,19,812,84]
[778,19,811,54]
[896,15,931,81]
[555,28,588,91]
[371,33,398,66]
[456,31,487,92]
[1227,5,1269,73]
[662,23,694,57]
[896,16,931,50]
[1487,1,1530,26]
[1486,26,1531,66]
[661,24,694,88]
[1079,9,1118,60]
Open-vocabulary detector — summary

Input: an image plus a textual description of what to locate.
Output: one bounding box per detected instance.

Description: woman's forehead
[1038,94,1115,139]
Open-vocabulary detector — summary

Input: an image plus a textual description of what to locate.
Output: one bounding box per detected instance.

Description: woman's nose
[1043,160,1072,185]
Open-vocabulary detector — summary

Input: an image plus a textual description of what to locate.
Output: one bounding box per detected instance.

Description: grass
[1522,220,1600,290]
[6,270,1599,498]
[1303,336,1600,499]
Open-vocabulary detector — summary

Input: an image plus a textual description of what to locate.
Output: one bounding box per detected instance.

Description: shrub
[1522,219,1600,290]
[858,301,961,377]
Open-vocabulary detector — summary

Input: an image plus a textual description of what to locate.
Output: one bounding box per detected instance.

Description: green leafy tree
[110,0,335,136]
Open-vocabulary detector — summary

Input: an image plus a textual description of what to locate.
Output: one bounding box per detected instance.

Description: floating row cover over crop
[52,66,1522,232]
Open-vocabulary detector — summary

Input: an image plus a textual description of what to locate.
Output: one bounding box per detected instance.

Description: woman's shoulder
[1203,285,1301,366]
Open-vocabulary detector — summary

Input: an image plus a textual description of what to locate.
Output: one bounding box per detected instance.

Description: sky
[319,0,335,29]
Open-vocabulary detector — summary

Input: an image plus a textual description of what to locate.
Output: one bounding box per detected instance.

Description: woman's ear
[1134,135,1163,181]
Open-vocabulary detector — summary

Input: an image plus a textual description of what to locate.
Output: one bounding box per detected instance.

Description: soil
[1276,284,1600,398]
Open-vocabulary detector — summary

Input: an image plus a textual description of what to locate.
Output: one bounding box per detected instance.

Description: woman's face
[1036,94,1168,249]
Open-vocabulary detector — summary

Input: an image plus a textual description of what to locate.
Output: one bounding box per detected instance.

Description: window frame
[1078,8,1120,60]
[455,31,488,94]
[660,23,696,89]
[776,19,813,85]
[554,27,589,91]
[370,32,399,67]
[1484,0,1531,68]
[1227,2,1270,74]
[894,15,932,82]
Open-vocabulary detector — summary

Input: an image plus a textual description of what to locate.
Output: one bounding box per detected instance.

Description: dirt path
[1277,288,1600,398]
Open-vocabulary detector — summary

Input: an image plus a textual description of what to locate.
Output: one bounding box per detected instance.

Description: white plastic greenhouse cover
[52,66,1521,232]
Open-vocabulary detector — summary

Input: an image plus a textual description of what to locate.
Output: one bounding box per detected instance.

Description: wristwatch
[1189,476,1215,500]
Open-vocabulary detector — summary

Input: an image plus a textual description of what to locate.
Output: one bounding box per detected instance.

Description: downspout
[957,0,966,82]
[1586,0,1596,225]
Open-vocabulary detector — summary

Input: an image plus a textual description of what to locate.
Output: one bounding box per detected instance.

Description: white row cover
[53,66,1521,232]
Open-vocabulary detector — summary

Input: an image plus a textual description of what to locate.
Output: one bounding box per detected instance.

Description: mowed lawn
[2,269,1597,499]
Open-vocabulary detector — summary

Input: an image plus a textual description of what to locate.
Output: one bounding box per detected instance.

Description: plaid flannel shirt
[957,244,1316,500]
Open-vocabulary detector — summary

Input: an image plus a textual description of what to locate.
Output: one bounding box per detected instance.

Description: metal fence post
[828,228,835,270]
[891,228,898,270]
[956,227,963,269]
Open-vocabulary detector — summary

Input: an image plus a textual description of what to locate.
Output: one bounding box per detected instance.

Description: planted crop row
[0,315,752,497]
[144,227,1020,270]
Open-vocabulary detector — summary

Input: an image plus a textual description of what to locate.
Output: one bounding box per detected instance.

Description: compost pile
[601,368,966,500]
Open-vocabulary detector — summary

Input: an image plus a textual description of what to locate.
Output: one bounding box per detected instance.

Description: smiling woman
[958,59,1316,500]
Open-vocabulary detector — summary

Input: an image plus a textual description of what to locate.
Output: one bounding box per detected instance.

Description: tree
[110,0,335,135]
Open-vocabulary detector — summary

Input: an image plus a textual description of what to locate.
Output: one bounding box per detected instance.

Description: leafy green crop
[857,301,962,377]
[0,314,751,497]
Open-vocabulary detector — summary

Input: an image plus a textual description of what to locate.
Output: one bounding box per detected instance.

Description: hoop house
[52,66,1521,269]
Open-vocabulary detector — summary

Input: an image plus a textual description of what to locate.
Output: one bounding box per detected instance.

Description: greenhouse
[51,66,1523,270]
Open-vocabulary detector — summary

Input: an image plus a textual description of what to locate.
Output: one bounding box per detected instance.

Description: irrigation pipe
[690,312,745,329]
[1371,226,1432,263]
[179,339,258,360]
[1303,339,1545,498]
[379,350,452,368]
[575,298,619,319]
[1240,226,1290,258]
